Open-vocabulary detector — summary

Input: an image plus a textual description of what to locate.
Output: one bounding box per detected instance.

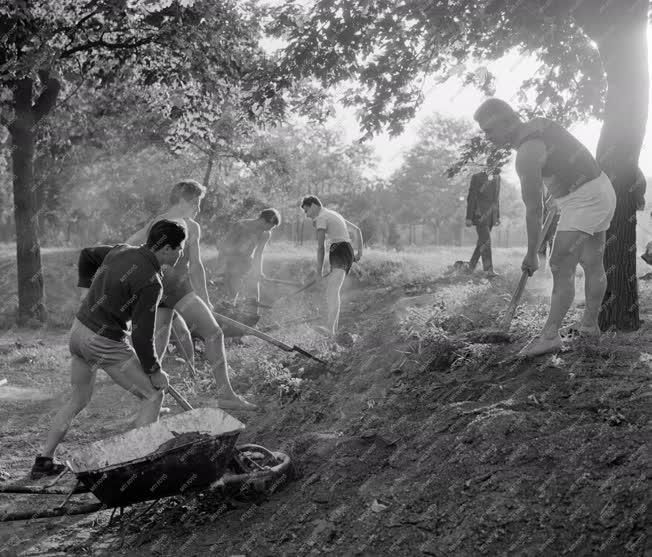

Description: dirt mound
[0,254,648,556]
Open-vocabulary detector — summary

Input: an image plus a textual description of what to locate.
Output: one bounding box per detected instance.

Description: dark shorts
[329,242,354,274]
[159,271,194,309]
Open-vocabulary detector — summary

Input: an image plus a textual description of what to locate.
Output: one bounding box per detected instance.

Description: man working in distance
[216,208,281,306]
[126,179,256,411]
[31,220,185,479]
[465,169,501,277]
[301,196,363,336]
[474,98,616,357]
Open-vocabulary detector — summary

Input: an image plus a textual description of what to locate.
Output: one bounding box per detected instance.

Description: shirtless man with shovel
[216,208,281,307]
[474,98,616,357]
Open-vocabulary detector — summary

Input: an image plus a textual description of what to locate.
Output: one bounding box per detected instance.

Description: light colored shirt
[314,207,350,243]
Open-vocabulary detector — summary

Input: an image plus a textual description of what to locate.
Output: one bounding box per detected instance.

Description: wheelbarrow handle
[167,385,194,411]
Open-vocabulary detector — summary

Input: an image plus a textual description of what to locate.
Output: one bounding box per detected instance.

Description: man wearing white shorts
[474,99,617,356]
[30,220,186,479]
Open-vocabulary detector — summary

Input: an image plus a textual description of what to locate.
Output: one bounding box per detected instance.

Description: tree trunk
[10,79,46,325]
[575,1,649,331]
[203,155,214,189]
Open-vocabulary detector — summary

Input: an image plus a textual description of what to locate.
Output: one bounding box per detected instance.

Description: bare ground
[0,246,650,556]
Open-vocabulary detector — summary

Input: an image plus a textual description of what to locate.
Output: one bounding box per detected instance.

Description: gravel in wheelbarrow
[67,408,245,507]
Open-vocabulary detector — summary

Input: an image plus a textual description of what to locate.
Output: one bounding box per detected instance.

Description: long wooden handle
[500,208,558,330]
[272,272,332,306]
[214,311,293,352]
[167,385,194,411]
[262,277,303,287]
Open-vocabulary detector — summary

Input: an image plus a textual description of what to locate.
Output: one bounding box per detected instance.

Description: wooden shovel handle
[499,207,558,330]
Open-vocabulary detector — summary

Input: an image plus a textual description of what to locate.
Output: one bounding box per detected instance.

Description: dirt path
[0,270,650,556]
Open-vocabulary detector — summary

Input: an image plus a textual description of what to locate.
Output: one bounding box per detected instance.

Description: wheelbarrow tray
[67,408,245,507]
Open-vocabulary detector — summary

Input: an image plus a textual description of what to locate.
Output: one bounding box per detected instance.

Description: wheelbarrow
[0,402,291,521]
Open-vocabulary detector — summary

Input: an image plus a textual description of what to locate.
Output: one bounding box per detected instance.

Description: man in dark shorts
[301,195,363,336]
[30,220,186,479]
[216,208,281,305]
[465,170,501,276]
[474,98,616,356]
[126,180,255,411]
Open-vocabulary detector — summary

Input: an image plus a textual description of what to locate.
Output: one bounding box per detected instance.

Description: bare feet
[519,334,562,357]
[559,323,600,339]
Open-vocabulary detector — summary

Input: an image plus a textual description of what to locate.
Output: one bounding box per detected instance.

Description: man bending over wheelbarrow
[31,220,186,479]
[301,196,363,336]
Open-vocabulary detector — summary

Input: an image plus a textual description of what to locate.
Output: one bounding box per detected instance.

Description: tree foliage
[271,0,650,331]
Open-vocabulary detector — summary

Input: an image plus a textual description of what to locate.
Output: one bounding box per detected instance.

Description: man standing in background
[465,170,501,276]
[301,196,363,336]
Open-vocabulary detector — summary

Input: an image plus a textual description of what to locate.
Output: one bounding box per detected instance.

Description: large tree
[272,0,649,331]
[0,0,284,324]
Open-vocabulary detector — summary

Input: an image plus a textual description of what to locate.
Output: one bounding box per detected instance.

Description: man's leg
[468,225,483,271]
[103,356,164,427]
[578,230,607,333]
[480,224,494,272]
[326,268,347,334]
[154,307,174,359]
[39,355,96,460]
[522,231,585,356]
[171,312,195,373]
[175,293,255,410]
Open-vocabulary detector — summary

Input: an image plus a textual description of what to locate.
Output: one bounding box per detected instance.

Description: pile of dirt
[40,276,641,556]
[1,268,649,556]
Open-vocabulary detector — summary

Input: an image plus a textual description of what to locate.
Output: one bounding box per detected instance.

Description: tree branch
[60,35,158,58]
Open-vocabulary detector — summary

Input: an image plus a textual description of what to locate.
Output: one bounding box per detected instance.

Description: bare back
[219,220,262,259]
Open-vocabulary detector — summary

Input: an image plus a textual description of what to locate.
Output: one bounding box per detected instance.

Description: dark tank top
[516,118,601,197]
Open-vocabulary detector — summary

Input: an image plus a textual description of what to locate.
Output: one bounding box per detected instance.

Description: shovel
[261,277,304,288]
[267,271,332,308]
[465,205,558,344]
[167,384,194,411]
[214,310,327,365]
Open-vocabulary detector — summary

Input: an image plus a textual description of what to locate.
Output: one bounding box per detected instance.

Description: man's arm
[516,140,546,256]
[251,231,271,277]
[344,219,364,260]
[130,284,163,375]
[316,229,326,275]
[186,220,212,307]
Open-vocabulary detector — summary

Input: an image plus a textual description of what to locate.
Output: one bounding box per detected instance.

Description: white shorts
[554,172,616,235]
